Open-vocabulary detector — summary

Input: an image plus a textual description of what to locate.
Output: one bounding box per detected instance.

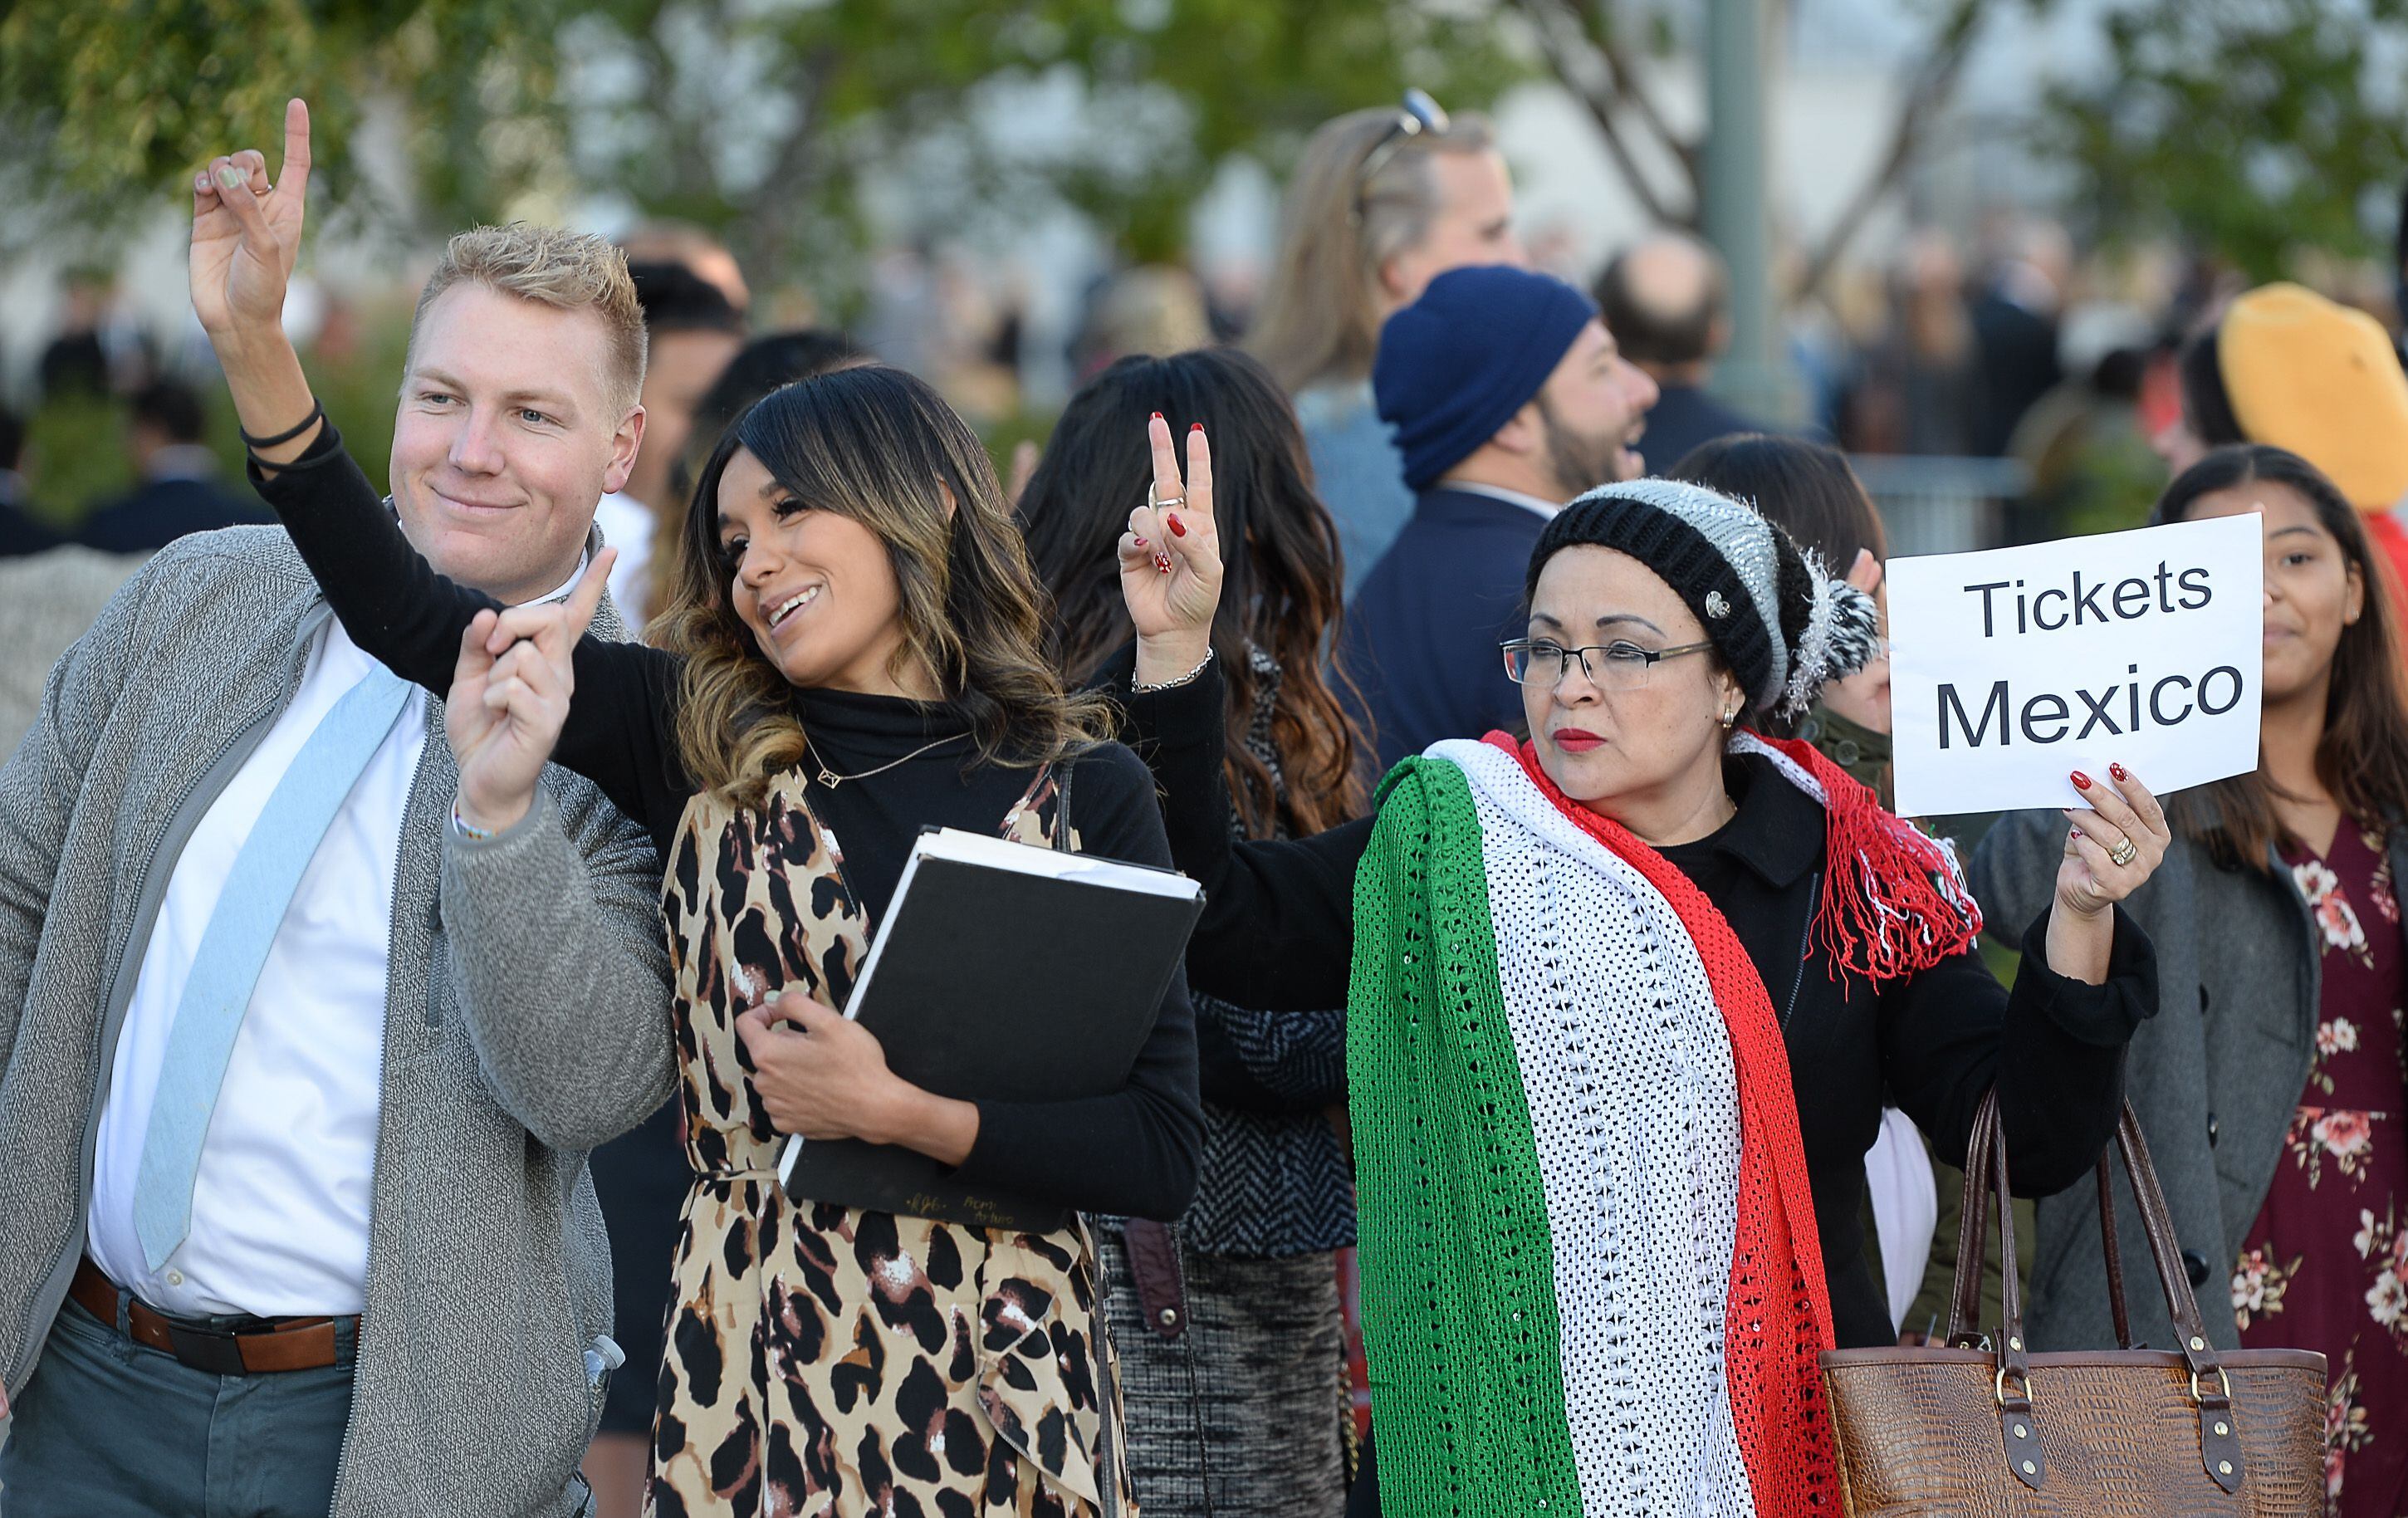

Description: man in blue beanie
[1343,263,1658,769]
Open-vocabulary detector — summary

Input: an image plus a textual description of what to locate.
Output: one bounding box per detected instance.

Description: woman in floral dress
[2234,821,2408,1511]
[1977,444,2408,1516]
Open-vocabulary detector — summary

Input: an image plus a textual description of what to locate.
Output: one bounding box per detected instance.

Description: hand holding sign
[1887,515,2264,817]
[2058,764,2171,918]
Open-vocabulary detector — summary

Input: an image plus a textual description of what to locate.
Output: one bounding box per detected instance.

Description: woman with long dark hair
[1020,347,1363,1517]
[1975,444,2408,1513]
[229,345,1206,1511]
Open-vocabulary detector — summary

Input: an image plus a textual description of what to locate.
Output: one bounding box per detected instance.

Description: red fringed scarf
[1736,731,1984,983]
[1495,727,1975,1518]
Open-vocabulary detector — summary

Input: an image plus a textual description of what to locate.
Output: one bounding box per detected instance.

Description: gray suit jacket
[1970,809,2376,1355]
[0,525,675,1516]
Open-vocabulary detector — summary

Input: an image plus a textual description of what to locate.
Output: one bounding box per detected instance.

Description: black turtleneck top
[249,424,1202,1222]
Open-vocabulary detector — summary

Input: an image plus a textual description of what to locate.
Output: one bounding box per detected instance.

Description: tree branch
[1795,0,1987,300]
[734,41,843,279]
[1509,0,1684,224]
[1564,0,1698,185]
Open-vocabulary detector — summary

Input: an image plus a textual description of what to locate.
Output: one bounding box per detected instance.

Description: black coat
[1634,382,1773,478]
[0,501,63,558]
[79,476,272,556]
[1339,486,1549,772]
[1120,659,2157,1350]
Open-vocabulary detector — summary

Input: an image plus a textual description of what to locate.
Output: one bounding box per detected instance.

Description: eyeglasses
[1500,637,1718,691]
[1354,89,1451,205]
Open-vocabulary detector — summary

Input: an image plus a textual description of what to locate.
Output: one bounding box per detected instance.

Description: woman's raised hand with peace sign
[1118,414,1224,686]
[449,549,618,835]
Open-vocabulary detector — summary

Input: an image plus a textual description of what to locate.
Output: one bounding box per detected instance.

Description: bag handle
[1941,1090,2248,1496]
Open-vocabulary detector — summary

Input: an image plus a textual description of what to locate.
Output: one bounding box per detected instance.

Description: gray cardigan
[0,526,675,1516]
[1969,808,2373,1354]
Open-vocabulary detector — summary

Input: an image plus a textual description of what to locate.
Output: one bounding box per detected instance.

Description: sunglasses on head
[1354,89,1451,206]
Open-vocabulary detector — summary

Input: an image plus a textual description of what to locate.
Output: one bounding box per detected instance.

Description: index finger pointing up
[563,546,618,640]
[1148,412,1183,507]
[280,98,313,208]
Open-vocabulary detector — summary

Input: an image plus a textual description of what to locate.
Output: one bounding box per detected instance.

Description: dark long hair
[1669,433,1890,739]
[1668,433,1890,567]
[2176,326,2247,447]
[1019,348,1368,837]
[2151,444,2408,866]
[653,365,1109,802]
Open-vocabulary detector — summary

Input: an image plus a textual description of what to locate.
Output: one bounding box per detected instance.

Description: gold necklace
[805,733,963,789]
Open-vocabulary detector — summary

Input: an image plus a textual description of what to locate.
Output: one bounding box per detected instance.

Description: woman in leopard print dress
[253,363,1209,1517]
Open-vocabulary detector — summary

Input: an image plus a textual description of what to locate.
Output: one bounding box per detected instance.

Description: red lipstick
[1551,727,1605,752]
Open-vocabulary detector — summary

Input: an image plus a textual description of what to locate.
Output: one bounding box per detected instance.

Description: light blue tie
[132,664,412,1271]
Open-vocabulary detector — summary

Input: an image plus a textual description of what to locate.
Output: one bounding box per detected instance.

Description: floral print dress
[2233,820,2408,1516]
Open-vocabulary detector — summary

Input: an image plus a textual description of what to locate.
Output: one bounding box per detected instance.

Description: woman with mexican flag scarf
[1113,461,2169,1516]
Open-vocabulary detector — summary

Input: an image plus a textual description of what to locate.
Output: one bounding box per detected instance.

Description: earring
[1720,704,1738,728]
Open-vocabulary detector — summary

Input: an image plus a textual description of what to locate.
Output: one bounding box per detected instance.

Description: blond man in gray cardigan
[0,101,673,1516]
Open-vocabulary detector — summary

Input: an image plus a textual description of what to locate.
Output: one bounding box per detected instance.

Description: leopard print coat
[645,764,1132,1518]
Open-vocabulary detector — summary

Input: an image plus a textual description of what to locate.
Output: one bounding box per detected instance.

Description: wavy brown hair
[1020,348,1368,837]
[2152,444,2408,867]
[653,365,1112,803]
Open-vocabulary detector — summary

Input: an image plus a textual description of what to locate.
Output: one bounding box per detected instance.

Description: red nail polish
[1191,422,1204,433]
[1156,554,1173,575]
[1151,412,1163,421]
[1167,513,1186,538]
[2110,762,2127,781]
[1133,536,1148,549]
[2070,771,2092,790]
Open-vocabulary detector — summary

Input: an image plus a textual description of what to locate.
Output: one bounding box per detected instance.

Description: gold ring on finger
[1148,483,1187,511]
[2109,836,2137,868]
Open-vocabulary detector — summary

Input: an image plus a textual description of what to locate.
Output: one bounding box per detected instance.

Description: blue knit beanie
[1373,266,1600,492]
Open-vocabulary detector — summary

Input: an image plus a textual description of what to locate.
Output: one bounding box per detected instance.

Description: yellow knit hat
[2219,282,2408,512]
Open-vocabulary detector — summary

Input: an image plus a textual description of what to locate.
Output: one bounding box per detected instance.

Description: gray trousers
[0,1295,354,1517]
[1097,1236,1348,1518]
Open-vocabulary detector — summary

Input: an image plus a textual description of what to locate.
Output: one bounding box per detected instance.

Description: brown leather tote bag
[1818,1092,2327,1515]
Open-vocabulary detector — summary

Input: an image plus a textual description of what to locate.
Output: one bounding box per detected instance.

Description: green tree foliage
[0,0,559,247]
[0,0,1520,294]
[2045,0,2408,277]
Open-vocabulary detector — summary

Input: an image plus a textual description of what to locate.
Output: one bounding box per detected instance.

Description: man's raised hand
[191,98,313,340]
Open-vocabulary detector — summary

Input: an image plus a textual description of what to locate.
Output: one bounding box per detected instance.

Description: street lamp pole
[1701,0,1791,421]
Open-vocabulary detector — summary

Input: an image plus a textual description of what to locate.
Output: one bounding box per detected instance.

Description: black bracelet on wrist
[239,398,325,452]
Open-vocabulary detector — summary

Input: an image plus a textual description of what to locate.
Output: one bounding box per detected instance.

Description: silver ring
[2110,837,2138,868]
[1148,483,1187,511]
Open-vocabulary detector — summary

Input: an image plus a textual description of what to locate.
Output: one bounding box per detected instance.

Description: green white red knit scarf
[1348,731,1979,1516]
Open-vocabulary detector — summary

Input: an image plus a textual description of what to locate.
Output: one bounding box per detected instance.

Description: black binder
[776,826,1203,1231]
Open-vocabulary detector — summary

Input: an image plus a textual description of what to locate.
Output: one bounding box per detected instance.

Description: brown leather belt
[70,1256,351,1375]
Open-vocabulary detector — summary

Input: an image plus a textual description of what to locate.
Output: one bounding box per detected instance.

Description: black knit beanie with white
[1525,477,1881,722]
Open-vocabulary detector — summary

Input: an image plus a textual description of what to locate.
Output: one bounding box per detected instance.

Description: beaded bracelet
[450,801,497,842]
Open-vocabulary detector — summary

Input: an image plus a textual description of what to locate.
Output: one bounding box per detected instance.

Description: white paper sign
[1887,514,2263,817]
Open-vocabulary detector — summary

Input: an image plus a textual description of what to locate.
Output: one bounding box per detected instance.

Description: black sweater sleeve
[247,424,692,838]
[1882,903,2156,1198]
[947,742,1204,1221]
[1115,659,1369,1011]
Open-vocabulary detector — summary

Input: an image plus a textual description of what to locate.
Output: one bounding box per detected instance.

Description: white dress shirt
[1446,480,1563,520]
[88,554,586,1318]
